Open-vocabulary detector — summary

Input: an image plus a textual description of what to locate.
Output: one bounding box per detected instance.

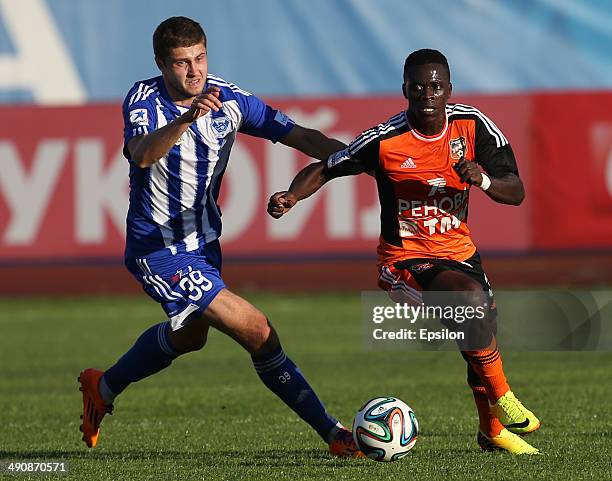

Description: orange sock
[472,387,504,436]
[463,338,510,403]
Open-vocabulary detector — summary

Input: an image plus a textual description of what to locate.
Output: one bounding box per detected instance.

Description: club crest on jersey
[129,109,148,127]
[410,262,434,274]
[449,136,466,159]
[212,116,231,136]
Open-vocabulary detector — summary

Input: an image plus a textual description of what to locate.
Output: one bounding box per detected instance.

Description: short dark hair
[153,16,207,60]
[403,49,450,82]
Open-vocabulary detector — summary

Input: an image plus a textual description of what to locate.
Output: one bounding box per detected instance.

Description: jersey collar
[406,110,449,142]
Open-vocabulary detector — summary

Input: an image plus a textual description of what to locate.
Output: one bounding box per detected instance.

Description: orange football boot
[78,369,113,448]
[329,428,365,458]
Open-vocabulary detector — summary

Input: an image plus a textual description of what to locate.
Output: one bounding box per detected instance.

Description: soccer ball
[352,396,418,462]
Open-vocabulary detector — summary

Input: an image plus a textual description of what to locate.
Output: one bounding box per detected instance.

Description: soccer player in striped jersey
[268,49,541,455]
[78,16,362,457]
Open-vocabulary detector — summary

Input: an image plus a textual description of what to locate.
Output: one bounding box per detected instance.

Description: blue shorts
[125,241,226,331]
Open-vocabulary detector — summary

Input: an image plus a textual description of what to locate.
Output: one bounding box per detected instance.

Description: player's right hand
[267,191,297,218]
[184,86,222,122]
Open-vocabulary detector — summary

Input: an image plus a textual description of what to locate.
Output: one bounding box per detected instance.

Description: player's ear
[402,83,409,100]
[154,56,164,71]
[448,82,453,97]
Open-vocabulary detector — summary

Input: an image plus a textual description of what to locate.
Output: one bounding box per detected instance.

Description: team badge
[212,116,231,136]
[410,262,434,273]
[449,136,466,159]
[129,109,148,127]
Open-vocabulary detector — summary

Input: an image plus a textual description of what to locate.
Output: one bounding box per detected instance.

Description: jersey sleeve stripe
[208,78,250,95]
[354,112,404,143]
[132,85,148,105]
[207,74,228,83]
[141,86,159,101]
[449,104,508,146]
[206,79,228,88]
[349,112,407,154]
[207,75,252,96]
[453,104,508,146]
[129,83,144,106]
[128,82,159,106]
[448,104,508,147]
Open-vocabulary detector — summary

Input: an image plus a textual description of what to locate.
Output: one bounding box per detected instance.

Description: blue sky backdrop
[0,0,610,103]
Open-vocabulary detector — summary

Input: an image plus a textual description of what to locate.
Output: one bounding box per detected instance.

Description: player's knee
[459,282,487,310]
[168,317,209,354]
[188,330,208,352]
[173,330,208,354]
[457,285,495,348]
[248,314,271,350]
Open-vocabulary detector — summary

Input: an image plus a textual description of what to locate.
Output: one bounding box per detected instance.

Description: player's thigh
[429,270,485,300]
[202,289,276,353]
[429,267,496,347]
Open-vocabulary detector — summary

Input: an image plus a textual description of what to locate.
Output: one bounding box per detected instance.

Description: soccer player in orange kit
[268,49,541,455]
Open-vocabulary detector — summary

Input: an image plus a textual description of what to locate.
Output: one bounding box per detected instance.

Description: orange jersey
[324,103,518,266]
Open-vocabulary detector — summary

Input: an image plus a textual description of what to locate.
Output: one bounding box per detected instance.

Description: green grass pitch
[1,293,610,480]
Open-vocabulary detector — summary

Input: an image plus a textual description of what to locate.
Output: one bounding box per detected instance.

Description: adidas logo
[400,157,416,169]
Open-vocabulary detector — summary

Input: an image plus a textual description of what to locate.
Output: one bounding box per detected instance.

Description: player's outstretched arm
[454,159,525,205]
[279,125,346,161]
[268,161,328,219]
[129,87,222,168]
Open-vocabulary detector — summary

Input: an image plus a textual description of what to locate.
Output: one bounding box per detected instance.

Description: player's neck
[406,110,446,137]
[173,96,195,108]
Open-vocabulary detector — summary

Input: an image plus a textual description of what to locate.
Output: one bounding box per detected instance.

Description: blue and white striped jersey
[122,74,294,257]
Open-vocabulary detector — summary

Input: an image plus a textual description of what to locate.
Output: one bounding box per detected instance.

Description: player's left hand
[453,158,483,186]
